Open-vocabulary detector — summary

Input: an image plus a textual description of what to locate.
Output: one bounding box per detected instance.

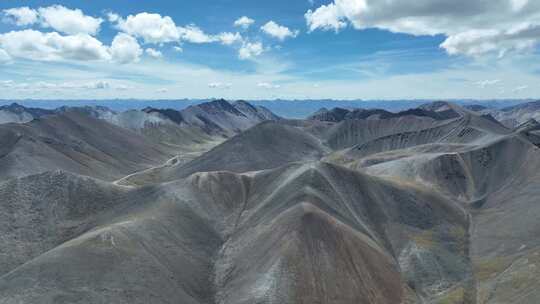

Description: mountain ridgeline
[1,99,540,303]
[0,99,280,181]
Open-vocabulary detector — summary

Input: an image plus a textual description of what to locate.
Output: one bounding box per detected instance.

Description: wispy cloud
[208,82,232,89]
[257,82,281,89]
[475,79,501,88]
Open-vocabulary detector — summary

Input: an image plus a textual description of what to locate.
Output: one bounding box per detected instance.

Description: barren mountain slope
[0,162,470,304]
[338,105,510,161]
[119,121,329,186]
[467,144,540,304]
[319,103,540,303]
[62,106,222,153]
[468,100,540,128]
[323,115,452,150]
[3,101,540,303]
[160,99,280,137]
[0,111,174,182]
[0,171,133,275]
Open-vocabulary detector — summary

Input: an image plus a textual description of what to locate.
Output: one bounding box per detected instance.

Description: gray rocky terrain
[464,100,540,128]
[1,100,540,303]
[0,103,55,124]
[0,110,174,182]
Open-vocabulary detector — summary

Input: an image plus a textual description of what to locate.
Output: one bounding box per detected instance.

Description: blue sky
[0,0,539,100]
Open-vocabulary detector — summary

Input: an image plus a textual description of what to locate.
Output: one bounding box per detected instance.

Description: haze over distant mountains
[2,98,540,303]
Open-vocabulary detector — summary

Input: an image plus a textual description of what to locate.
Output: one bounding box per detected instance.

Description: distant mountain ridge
[0,103,55,124]
[462,100,540,128]
[0,100,281,151]
[308,104,460,122]
[0,99,283,181]
[143,99,280,136]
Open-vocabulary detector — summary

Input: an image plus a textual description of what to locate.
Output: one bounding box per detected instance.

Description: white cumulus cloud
[38,5,103,35]
[305,0,540,57]
[261,21,299,41]
[110,33,142,64]
[106,12,120,23]
[145,48,163,58]
[305,4,346,32]
[0,29,110,61]
[177,25,215,43]
[3,7,38,26]
[441,24,540,57]
[216,32,243,45]
[238,41,264,60]
[234,16,255,29]
[116,12,180,44]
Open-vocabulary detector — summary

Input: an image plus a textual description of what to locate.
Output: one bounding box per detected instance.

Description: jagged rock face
[4,101,540,303]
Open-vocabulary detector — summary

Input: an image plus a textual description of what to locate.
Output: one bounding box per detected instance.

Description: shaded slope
[0,111,173,182]
[119,121,328,186]
[359,134,535,203]
[323,115,449,150]
[308,105,459,123]
[514,119,540,147]
[63,106,221,152]
[327,108,520,203]
[307,102,469,151]
[465,139,540,303]
[233,100,280,121]
[344,111,510,160]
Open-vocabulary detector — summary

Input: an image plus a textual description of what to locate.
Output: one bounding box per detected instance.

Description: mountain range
[1,99,540,303]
